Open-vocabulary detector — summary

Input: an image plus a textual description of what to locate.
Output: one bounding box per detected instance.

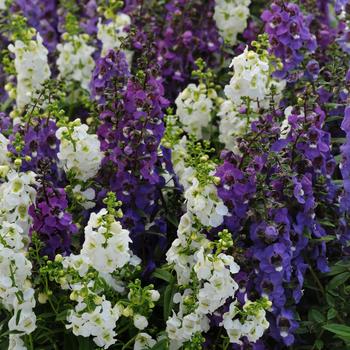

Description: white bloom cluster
[224,47,285,111]
[166,213,205,284]
[67,295,122,349]
[221,301,269,344]
[97,14,133,63]
[0,170,37,235]
[171,136,195,191]
[0,0,6,10]
[59,209,130,349]
[166,155,270,349]
[214,0,251,45]
[60,208,158,349]
[166,212,270,348]
[56,122,103,182]
[184,177,228,227]
[0,133,10,166]
[169,135,228,228]
[56,35,95,90]
[175,84,216,139]
[218,99,257,152]
[166,213,243,348]
[9,33,51,110]
[0,221,36,345]
[81,208,132,273]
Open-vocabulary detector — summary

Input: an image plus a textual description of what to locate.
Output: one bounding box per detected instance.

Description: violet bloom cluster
[261,1,317,78]
[29,186,78,258]
[155,0,222,98]
[340,106,350,212]
[215,107,348,346]
[8,119,60,183]
[13,0,59,52]
[91,49,169,264]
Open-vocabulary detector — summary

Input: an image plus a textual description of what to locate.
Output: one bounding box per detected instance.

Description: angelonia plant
[1,0,350,349]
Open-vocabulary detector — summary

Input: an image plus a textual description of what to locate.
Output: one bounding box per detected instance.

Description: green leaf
[55,309,70,321]
[163,282,175,321]
[323,324,350,338]
[326,263,349,276]
[152,268,174,283]
[327,308,337,320]
[78,336,95,350]
[328,272,350,290]
[309,309,326,323]
[315,339,324,350]
[151,338,168,350]
[332,137,347,144]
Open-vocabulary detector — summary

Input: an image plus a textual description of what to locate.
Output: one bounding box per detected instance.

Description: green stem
[121,335,137,350]
[308,264,345,324]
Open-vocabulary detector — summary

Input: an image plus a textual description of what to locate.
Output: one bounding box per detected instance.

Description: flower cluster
[9,32,50,109]
[0,218,36,347]
[175,83,217,139]
[261,1,317,77]
[57,34,95,90]
[81,207,132,273]
[56,120,103,182]
[214,0,251,45]
[0,1,350,349]
[0,170,37,234]
[29,185,78,257]
[91,49,169,264]
[224,45,285,111]
[97,12,132,62]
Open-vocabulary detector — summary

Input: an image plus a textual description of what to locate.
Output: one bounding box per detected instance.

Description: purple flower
[29,186,78,258]
[261,1,317,77]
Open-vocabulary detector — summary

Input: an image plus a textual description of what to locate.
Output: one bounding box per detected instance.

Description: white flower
[221,300,269,344]
[73,185,96,209]
[8,33,51,109]
[67,298,119,349]
[214,0,251,45]
[81,209,132,273]
[194,247,212,280]
[0,0,6,10]
[224,47,285,111]
[8,302,36,334]
[0,170,37,235]
[175,84,216,139]
[57,35,95,90]
[133,314,148,330]
[166,314,182,341]
[280,106,293,139]
[134,333,156,350]
[0,222,25,251]
[185,177,228,227]
[56,122,103,182]
[0,133,10,166]
[8,335,27,350]
[149,289,161,302]
[97,15,133,64]
[218,100,256,152]
[171,136,195,190]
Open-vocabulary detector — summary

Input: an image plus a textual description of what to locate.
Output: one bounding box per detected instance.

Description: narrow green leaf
[315,339,324,350]
[309,309,326,323]
[152,268,173,283]
[323,323,350,338]
[163,283,175,321]
[328,272,350,290]
[327,308,337,320]
[151,338,168,350]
